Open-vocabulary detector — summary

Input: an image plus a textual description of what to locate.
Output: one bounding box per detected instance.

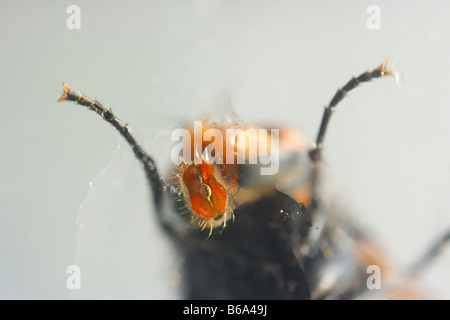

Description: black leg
[58,84,196,243]
[409,229,450,276]
[309,60,392,162]
[58,84,164,209]
[304,61,392,233]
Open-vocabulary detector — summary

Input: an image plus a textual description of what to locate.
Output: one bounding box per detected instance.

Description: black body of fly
[57,62,450,299]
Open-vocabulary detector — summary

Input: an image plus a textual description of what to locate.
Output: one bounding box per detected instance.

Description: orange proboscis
[182,163,228,220]
[179,122,272,224]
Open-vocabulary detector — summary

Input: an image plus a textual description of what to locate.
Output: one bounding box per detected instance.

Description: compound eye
[182,164,227,221]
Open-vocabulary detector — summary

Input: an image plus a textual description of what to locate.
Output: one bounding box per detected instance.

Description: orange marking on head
[182,163,228,220]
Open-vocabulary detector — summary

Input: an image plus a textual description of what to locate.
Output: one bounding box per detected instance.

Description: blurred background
[0,0,449,299]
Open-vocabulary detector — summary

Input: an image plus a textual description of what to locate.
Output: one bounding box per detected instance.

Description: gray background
[0,0,449,299]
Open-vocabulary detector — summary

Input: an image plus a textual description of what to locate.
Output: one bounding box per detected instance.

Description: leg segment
[305,61,392,232]
[409,229,450,276]
[309,60,392,162]
[58,83,163,208]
